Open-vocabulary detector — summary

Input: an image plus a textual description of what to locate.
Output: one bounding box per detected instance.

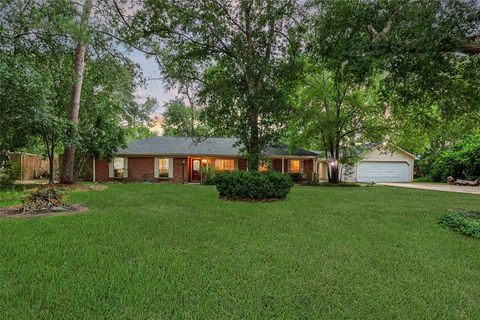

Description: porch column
[281,158,284,173]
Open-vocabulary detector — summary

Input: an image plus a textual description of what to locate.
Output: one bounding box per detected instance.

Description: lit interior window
[113,157,126,178]
[214,159,235,171]
[258,162,269,172]
[289,160,300,173]
[158,158,169,177]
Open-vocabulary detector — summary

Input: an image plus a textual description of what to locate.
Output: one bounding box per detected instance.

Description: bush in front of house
[215,171,293,200]
[201,167,217,185]
[439,210,480,239]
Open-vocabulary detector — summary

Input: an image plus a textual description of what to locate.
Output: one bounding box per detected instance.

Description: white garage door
[357,161,410,183]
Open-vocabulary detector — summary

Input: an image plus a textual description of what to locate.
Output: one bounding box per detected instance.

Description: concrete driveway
[379,183,480,195]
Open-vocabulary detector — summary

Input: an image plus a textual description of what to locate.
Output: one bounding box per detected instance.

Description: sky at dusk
[129,50,176,112]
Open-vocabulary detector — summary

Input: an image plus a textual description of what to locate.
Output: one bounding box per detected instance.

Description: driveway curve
[379,183,480,195]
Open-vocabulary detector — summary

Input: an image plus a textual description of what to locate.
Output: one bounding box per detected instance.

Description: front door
[191,159,202,181]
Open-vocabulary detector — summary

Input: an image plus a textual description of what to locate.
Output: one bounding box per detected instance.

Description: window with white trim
[214,159,235,171]
[158,158,169,178]
[113,157,127,178]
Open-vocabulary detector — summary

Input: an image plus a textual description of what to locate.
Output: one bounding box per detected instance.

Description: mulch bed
[0,204,88,218]
[54,183,107,191]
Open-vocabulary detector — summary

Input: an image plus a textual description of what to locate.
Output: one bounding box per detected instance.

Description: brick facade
[237,159,247,171]
[94,156,314,183]
[303,159,313,173]
[272,159,283,172]
[172,157,187,183]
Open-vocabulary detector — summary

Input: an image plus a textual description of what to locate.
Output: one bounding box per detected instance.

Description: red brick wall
[303,159,313,173]
[237,159,247,171]
[95,157,155,182]
[127,157,155,181]
[272,159,283,172]
[172,157,187,182]
[94,156,312,182]
[95,159,110,181]
[95,157,187,183]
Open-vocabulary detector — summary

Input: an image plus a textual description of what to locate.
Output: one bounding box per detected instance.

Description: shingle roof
[116,136,317,157]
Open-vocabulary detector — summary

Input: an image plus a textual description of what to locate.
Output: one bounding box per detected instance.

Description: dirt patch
[0,204,88,218]
[55,183,107,192]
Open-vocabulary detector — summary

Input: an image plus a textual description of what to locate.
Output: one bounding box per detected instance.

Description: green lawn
[1,184,479,319]
[0,185,37,207]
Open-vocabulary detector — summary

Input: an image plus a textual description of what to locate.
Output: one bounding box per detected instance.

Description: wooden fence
[9,153,58,180]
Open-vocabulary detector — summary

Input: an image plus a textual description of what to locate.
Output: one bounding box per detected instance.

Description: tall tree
[61,0,93,183]
[129,0,304,170]
[306,0,480,163]
[0,54,51,166]
[289,62,385,183]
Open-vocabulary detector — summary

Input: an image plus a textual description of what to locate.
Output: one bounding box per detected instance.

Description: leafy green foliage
[215,171,293,200]
[288,62,385,182]
[131,0,303,169]
[306,0,480,170]
[200,167,217,185]
[429,132,480,182]
[0,53,52,164]
[0,162,21,188]
[161,99,213,137]
[440,211,480,239]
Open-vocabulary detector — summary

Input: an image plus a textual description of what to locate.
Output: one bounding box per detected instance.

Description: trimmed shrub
[215,171,293,200]
[439,211,480,239]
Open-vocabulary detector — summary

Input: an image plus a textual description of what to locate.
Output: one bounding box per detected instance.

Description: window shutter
[234,159,238,171]
[108,161,114,178]
[124,157,128,178]
[168,158,174,178]
[287,160,290,172]
[154,157,159,178]
[300,160,304,173]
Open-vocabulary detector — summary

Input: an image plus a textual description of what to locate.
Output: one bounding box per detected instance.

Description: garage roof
[312,142,417,160]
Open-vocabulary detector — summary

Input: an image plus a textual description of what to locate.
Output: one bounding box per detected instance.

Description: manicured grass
[0,185,37,207]
[1,184,480,318]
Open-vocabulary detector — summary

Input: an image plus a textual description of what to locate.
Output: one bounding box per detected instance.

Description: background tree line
[1,0,479,184]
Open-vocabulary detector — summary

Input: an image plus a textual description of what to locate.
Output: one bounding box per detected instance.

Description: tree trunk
[48,153,54,184]
[48,134,55,184]
[60,0,93,184]
[247,107,260,171]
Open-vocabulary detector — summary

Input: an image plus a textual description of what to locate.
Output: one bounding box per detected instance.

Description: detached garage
[340,143,417,183]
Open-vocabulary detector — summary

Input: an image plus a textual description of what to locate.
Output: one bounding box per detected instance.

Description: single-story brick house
[93,137,318,183]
